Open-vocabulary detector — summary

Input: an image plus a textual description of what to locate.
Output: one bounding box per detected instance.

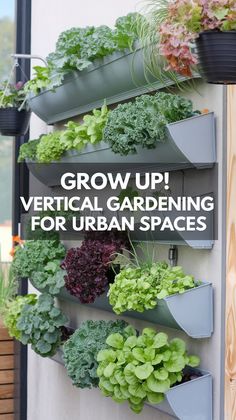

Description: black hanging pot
[195,30,236,84]
[0,107,31,136]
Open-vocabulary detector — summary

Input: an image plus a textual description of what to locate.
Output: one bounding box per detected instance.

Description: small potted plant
[153,0,236,84]
[0,81,31,136]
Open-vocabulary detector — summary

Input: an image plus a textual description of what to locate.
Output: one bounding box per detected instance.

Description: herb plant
[63,320,129,389]
[17,293,68,357]
[61,103,109,151]
[108,262,198,314]
[18,104,109,163]
[24,66,62,95]
[103,92,196,155]
[3,294,37,339]
[0,81,27,109]
[0,266,18,317]
[97,326,200,413]
[61,232,128,303]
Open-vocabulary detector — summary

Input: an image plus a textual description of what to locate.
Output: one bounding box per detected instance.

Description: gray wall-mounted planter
[27,112,216,187]
[130,195,215,250]
[147,368,212,420]
[30,281,213,338]
[61,282,213,338]
[27,48,195,124]
[50,353,213,420]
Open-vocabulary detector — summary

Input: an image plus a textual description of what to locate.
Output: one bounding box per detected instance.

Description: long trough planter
[27,47,197,124]
[27,112,216,187]
[50,350,213,420]
[31,280,213,338]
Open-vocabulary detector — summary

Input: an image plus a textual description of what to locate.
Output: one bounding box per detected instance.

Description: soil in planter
[178,371,203,386]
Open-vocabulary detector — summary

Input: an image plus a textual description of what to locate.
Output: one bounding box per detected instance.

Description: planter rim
[198,29,236,35]
[166,368,211,393]
[164,281,212,301]
[167,111,213,127]
[0,106,28,112]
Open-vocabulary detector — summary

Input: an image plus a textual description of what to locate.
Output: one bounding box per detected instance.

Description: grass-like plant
[0,265,18,318]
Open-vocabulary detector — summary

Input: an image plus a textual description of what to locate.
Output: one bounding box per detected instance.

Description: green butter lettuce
[108,262,199,314]
[97,326,200,413]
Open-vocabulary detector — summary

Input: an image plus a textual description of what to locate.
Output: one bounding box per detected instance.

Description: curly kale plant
[103,92,196,155]
[108,262,198,315]
[61,232,128,303]
[17,293,68,357]
[26,14,144,94]
[63,320,129,389]
[12,240,66,295]
[12,240,65,277]
[3,294,37,340]
[47,13,142,73]
[97,326,200,413]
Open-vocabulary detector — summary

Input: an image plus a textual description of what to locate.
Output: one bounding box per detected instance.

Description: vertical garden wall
[16,1,228,420]
[0,0,227,420]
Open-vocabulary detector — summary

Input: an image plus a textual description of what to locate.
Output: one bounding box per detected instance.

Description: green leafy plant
[26,13,144,94]
[18,104,109,163]
[103,92,196,155]
[63,320,129,389]
[24,66,64,96]
[12,240,66,296]
[31,263,65,296]
[12,240,65,278]
[3,294,37,339]
[18,139,40,162]
[47,13,143,73]
[17,293,68,357]
[61,103,109,151]
[0,81,27,109]
[36,132,64,163]
[108,261,198,315]
[118,186,139,204]
[97,326,200,413]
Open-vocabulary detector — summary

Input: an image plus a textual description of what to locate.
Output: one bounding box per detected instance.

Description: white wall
[28,1,226,420]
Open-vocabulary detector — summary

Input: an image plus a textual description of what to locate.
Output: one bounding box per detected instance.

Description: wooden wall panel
[225,85,236,419]
[0,356,14,370]
[0,415,14,420]
[0,321,14,418]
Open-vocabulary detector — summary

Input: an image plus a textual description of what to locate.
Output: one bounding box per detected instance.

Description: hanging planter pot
[196,31,236,84]
[0,107,31,136]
